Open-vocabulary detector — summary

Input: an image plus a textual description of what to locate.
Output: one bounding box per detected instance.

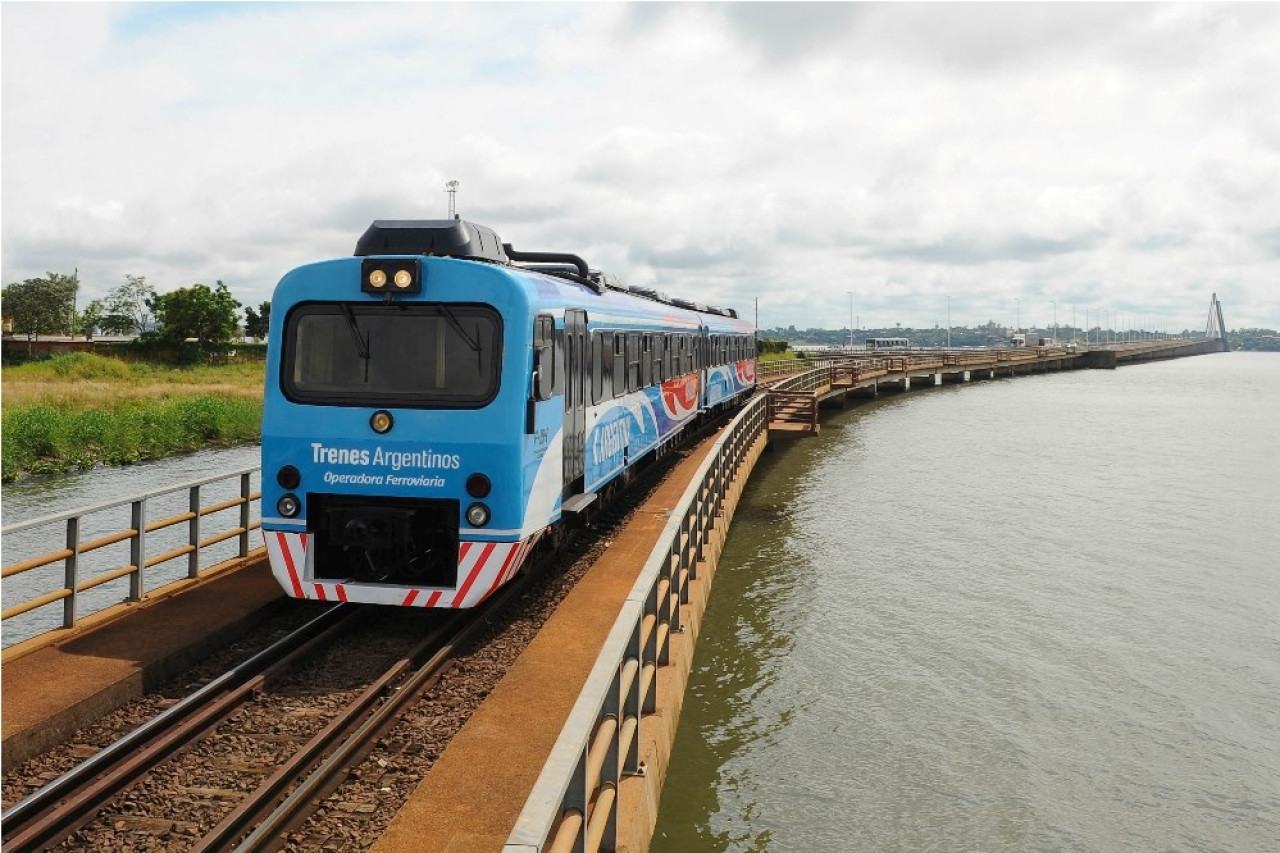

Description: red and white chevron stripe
[262,530,539,609]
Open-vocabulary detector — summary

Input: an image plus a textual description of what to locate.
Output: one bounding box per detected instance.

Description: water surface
[655,352,1280,851]
[2,445,262,647]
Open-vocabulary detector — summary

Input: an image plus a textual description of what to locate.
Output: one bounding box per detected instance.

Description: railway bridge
[2,335,1229,853]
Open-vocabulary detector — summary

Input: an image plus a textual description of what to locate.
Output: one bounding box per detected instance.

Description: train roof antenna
[445,180,459,219]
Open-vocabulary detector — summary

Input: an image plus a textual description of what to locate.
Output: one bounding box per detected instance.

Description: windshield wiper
[440,305,481,352]
[341,304,371,382]
[341,304,370,360]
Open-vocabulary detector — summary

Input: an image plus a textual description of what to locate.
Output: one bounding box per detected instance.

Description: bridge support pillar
[963,370,971,382]
[903,377,911,391]
[933,372,942,386]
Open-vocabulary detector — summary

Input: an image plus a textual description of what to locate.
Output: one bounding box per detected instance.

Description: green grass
[2,395,262,481]
[2,354,265,481]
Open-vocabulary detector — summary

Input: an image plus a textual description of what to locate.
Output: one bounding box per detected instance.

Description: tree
[244,300,271,340]
[104,274,156,335]
[79,298,105,337]
[80,297,134,336]
[1,272,80,347]
[148,280,242,348]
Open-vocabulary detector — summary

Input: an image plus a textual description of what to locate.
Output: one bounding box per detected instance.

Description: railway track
[3,561,542,852]
[2,413,721,852]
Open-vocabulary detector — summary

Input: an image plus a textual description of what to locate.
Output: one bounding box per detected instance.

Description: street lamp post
[947,295,952,349]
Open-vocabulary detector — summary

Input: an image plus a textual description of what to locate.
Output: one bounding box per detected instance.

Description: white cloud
[3,1,1279,333]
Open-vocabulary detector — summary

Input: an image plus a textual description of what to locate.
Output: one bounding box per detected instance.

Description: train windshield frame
[281,301,502,408]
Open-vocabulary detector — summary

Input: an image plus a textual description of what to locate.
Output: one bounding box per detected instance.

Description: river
[1,445,263,647]
[654,352,1280,851]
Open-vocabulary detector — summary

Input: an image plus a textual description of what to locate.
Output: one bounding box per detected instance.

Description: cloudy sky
[4,2,1279,334]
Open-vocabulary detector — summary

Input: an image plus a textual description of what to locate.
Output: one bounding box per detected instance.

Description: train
[260,219,757,608]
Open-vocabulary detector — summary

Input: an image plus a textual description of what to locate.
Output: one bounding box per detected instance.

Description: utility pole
[847,292,853,350]
[947,295,952,349]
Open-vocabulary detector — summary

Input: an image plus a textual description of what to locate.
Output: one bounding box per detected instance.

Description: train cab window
[283,302,500,408]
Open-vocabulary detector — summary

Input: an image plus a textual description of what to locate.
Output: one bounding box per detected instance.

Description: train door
[563,309,587,492]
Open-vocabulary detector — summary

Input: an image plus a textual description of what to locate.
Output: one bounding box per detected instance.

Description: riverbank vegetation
[2,354,264,481]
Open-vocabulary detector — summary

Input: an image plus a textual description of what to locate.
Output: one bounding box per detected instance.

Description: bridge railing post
[239,472,253,558]
[62,516,80,629]
[130,499,146,601]
[188,484,202,579]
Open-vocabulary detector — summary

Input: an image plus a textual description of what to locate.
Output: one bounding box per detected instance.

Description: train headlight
[465,502,490,527]
[277,494,301,518]
[276,465,301,490]
[370,410,394,434]
[466,473,492,498]
[361,259,421,294]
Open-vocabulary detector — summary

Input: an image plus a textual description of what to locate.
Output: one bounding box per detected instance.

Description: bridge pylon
[1205,293,1230,352]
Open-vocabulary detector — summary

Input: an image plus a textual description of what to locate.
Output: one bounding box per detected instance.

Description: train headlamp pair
[367,269,412,289]
[361,259,421,294]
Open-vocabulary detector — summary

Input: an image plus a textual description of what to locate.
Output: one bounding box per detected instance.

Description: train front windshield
[282,303,501,407]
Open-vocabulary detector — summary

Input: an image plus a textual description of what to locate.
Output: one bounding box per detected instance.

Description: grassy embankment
[1,353,264,482]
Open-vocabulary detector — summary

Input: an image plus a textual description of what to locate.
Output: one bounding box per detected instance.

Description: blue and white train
[260,220,756,608]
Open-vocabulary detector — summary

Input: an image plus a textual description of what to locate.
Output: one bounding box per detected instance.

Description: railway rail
[1,603,364,850]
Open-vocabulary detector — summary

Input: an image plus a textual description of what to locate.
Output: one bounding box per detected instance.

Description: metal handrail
[505,389,774,853]
[2,466,263,634]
